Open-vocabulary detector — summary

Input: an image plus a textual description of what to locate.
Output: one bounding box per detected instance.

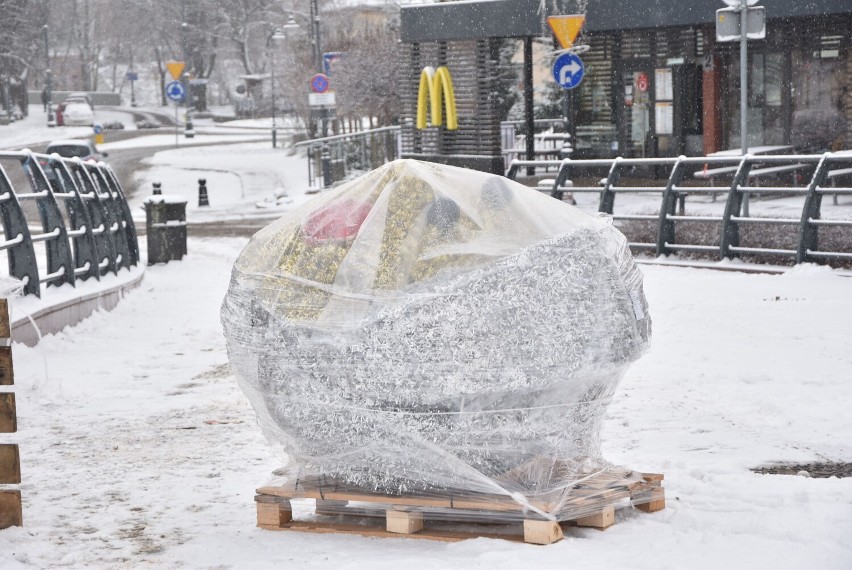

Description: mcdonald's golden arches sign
[416,66,458,130]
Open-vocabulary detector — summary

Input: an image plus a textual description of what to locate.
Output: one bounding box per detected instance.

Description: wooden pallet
[255,468,665,545]
[0,298,22,530]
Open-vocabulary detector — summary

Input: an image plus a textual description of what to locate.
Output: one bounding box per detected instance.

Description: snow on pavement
[0,233,850,568]
[128,142,313,224]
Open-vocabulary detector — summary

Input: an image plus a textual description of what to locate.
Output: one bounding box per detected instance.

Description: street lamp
[269,27,287,148]
[43,25,55,127]
[283,3,327,137]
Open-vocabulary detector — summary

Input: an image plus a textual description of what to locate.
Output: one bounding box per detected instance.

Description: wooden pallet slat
[0,393,16,433]
[254,467,666,544]
[0,299,8,339]
[0,347,13,385]
[0,490,22,529]
[0,444,21,484]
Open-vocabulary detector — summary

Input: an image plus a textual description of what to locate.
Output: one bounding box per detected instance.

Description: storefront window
[790,38,847,151]
[723,51,787,149]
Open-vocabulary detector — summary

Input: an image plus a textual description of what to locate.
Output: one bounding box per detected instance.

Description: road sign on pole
[309,92,336,107]
[165,80,186,103]
[310,74,330,94]
[547,15,585,49]
[552,53,584,90]
[166,61,186,81]
[322,53,343,76]
[716,6,765,41]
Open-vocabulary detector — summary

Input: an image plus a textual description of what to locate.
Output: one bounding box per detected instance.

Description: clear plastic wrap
[222,159,651,521]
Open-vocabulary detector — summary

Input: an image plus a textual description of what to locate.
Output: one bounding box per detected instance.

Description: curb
[10,271,145,347]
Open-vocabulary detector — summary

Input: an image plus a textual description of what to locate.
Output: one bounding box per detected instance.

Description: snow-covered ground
[0,135,850,568]
[0,238,849,568]
[0,106,140,151]
[127,141,313,224]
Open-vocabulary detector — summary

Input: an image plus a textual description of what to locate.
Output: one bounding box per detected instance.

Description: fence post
[656,157,686,257]
[719,156,754,260]
[551,159,573,201]
[796,153,832,264]
[52,160,100,282]
[321,144,333,188]
[25,154,75,289]
[102,166,140,267]
[0,298,23,529]
[0,167,40,296]
[598,157,623,214]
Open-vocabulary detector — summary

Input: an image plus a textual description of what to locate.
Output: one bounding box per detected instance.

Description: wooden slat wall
[0,298,22,529]
[400,39,502,159]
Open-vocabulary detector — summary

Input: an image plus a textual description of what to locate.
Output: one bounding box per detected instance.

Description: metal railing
[0,150,139,297]
[506,153,852,266]
[294,126,401,189]
[294,120,575,188]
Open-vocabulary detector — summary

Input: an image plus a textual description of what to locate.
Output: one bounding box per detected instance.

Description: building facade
[573,0,851,158]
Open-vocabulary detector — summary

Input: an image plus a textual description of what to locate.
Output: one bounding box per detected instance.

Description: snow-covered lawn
[0,234,849,568]
[128,142,313,224]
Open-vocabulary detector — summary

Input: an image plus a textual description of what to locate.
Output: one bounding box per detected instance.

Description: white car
[45,139,108,162]
[62,102,95,126]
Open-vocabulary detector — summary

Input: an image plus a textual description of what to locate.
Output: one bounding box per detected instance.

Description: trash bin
[144,194,187,265]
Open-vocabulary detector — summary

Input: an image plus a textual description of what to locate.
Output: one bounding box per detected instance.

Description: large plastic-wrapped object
[222,159,651,517]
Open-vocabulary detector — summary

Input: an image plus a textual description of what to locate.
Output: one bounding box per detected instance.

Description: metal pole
[310,0,327,137]
[739,0,748,155]
[271,37,277,149]
[523,36,534,176]
[311,0,322,71]
[130,47,136,107]
[43,25,55,127]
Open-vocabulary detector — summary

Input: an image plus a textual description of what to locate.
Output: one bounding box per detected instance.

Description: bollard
[198,178,209,207]
[321,144,332,188]
[185,116,195,138]
[152,182,162,195]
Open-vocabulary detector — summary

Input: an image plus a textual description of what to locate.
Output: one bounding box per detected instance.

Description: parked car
[66,92,94,109]
[135,119,162,129]
[62,102,95,126]
[45,139,108,162]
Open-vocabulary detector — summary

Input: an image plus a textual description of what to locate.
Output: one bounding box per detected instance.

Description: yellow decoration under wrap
[221,159,654,506]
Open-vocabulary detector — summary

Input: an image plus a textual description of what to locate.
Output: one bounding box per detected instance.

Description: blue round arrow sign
[165,80,187,102]
[552,53,585,90]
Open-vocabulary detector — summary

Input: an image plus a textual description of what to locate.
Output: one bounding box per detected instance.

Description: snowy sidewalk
[0,233,850,568]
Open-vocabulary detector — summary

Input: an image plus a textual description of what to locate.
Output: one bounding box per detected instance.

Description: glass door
[621,69,653,157]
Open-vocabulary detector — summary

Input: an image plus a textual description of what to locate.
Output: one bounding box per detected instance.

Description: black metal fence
[295,120,573,189]
[294,127,402,189]
[507,153,852,266]
[0,151,139,297]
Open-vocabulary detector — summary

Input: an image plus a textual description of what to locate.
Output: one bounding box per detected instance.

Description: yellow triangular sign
[547,15,586,49]
[166,61,186,80]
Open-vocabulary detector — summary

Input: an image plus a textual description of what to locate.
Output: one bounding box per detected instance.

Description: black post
[198,178,209,206]
[152,182,162,195]
[523,37,535,176]
[321,144,332,188]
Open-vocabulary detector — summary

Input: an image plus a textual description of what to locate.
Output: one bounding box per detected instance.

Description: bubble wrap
[221,159,651,509]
